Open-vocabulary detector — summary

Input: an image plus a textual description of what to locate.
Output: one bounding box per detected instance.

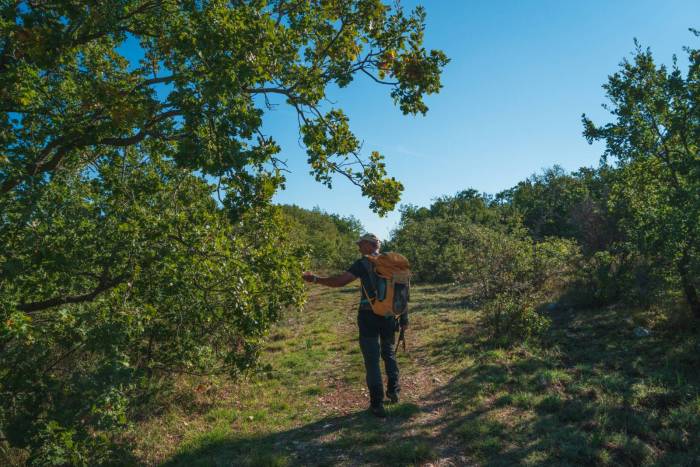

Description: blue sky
[261,0,700,239]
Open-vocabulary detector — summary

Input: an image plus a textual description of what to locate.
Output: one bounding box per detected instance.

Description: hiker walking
[302,233,409,418]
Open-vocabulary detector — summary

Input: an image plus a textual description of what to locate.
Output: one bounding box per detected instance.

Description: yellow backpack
[361,252,411,317]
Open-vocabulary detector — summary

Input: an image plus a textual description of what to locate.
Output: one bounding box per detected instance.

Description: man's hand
[302,272,316,283]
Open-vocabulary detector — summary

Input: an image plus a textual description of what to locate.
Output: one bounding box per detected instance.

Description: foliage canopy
[0,0,447,462]
[281,204,363,271]
[583,36,700,317]
[1,0,447,215]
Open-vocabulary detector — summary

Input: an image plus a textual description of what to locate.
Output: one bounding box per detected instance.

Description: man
[302,233,408,418]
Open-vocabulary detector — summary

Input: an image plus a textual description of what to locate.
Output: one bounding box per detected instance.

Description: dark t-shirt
[348,256,374,311]
[347,256,408,325]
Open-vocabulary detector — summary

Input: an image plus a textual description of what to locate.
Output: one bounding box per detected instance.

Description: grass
[126,283,700,466]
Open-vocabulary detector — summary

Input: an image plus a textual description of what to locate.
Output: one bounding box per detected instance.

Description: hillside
[127,284,700,466]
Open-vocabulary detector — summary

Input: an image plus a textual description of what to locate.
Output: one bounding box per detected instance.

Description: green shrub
[566,249,669,307]
[280,205,362,272]
[391,202,581,344]
[393,209,581,301]
[482,293,551,344]
[390,190,521,283]
[1,156,306,463]
[464,230,580,300]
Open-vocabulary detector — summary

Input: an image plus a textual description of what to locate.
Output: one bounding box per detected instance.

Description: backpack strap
[360,256,383,311]
[360,282,374,311]
[360,256,378,296]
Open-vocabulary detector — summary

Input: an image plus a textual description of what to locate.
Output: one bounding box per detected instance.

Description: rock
[633,327,651,338]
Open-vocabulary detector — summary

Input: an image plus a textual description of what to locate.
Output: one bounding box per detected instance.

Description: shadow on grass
[162,403,431,467]
[410,302,700,465]
[164,293,700,466]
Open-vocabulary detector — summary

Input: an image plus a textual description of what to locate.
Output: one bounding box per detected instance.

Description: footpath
[134,284,471,466]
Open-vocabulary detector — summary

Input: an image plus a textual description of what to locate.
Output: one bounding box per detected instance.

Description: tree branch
[244,87,293,97]
[648,113,683,191]
[17,273,128,313]
[1,109,181,193]
[133,74,178,91]
[360,68,399,86]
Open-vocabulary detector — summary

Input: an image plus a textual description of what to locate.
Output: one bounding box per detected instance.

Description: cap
[356,233,380,245]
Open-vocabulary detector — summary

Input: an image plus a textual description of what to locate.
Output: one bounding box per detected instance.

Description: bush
[0,155,306,463]
[566,249,669,307]
[451,225,581,302]
[390,192,581,301]
[389,190,521,283]
[453,225,533,298]
[279,205,362,272]
[482,293,551,344]
[390,203,582,344]
[456,228,578,344]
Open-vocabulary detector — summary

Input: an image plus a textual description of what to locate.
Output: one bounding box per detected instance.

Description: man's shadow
[162,402,426,466]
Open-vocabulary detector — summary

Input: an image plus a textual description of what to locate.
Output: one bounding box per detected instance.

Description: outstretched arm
[302,271,356,288]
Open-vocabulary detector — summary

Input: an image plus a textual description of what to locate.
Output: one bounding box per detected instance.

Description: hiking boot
[386,385,400,404]
[386,391,399,404]
[370,404,387,418]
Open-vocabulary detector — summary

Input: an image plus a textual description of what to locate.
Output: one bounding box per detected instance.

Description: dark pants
[357,309,400,406]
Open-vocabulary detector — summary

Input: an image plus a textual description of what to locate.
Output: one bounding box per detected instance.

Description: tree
[583,35,700,318]
[1,150,307,462]
[389,190,524,282]
[498,166,587,239]
[496,165,622,254]
[1,0,447,215]
[280,204,362,271]
[0,0,447,460]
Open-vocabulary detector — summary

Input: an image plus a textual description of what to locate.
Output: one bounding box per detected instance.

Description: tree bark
[17,273,127,313]
[680,277,700,319]
[678,250,700,319]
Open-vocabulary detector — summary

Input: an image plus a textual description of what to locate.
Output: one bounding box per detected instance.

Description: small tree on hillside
[583,35,700,318]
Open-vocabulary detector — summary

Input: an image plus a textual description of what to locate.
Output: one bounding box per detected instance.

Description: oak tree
[0,0,447,461]
[583,36,700,318]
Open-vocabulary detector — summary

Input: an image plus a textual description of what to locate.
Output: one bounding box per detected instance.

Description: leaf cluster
[1,0,448,215]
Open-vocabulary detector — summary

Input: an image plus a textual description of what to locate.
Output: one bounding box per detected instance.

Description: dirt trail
[145,285,474,466]
[294,288,470,466]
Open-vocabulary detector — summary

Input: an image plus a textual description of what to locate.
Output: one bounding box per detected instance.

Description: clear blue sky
[261,0,700,239]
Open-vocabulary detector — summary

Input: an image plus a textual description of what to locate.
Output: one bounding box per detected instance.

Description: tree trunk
[678,251,700,319]
[680,276,700,319]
